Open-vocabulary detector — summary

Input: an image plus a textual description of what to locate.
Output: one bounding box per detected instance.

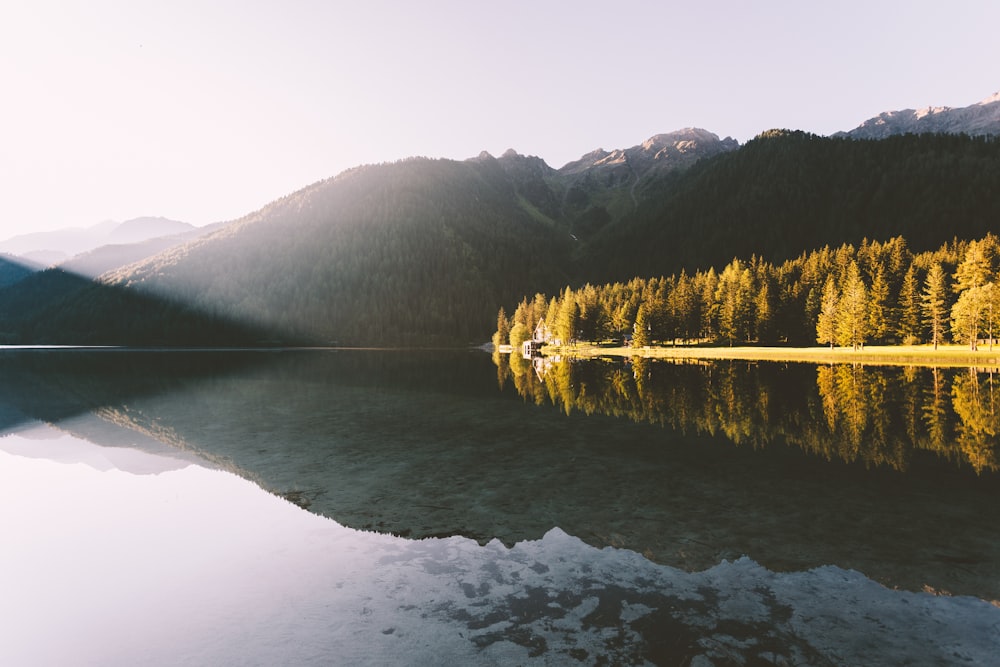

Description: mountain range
[836,91,1000,139]
[0,216,200,265]
[1,91,999,346]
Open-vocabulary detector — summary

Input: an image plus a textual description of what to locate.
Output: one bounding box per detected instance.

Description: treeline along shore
[495,235,1000,356]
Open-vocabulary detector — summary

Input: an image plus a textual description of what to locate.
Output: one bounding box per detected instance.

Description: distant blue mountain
[0,216,196,264]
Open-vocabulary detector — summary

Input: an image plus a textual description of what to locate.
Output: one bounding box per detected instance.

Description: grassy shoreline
[542,343,1000,368]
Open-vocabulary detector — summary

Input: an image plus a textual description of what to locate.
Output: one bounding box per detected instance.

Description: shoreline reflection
[2,349,999,605]
[497,353,1000,474]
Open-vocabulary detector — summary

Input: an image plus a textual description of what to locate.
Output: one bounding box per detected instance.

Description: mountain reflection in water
[5,425,998,666]
[2,348,999,604]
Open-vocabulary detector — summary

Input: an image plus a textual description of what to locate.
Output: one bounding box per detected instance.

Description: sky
[1,0,999,239]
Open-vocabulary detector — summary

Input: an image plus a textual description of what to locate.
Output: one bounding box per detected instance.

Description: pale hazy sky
[2,0,998,238]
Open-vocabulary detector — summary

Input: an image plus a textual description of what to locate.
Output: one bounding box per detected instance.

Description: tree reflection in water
[951,368,1000,473]
[496,354,1000,474]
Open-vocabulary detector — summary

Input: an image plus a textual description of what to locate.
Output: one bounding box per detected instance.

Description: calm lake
[1,348,998,665]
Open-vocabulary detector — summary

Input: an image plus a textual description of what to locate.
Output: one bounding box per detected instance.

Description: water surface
[1,348,998,665]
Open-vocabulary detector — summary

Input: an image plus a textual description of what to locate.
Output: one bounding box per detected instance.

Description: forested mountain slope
[553,128,739,240]
[0,255,41,290]
[583,131,1000,282]
[57,221,226,279]
[1,130,999,346]
[65,157,573,345]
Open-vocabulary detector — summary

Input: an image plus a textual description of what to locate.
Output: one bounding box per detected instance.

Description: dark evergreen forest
[583,131,1000,281]
[0,256,39,290]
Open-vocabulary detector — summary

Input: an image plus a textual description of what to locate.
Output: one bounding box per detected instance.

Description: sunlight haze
[1,0,998,237]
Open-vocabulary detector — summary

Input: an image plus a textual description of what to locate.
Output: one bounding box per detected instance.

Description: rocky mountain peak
[981,90,1000,105]
[494,149,555,178]
[558,128,738,179]
[837,90,1000,139]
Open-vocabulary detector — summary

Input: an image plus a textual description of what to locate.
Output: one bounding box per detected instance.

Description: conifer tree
[545,296,560,329]
[492,307,510,348]
[922,262,948,350]
[715,260,754,346]
[697,268,718,341]
[554,287,579,345]
[867,268,890,344]
[632,305,651,348]
[529,293,549,333]
[671,270,698,342]
[897,265,922,345]
[576,283,600,341]
[607,282,636,340]
[754,268,776,344]
[816,275,839,349]
[951,286,988,351]
[953,237,995,295]
[836,261,868,350]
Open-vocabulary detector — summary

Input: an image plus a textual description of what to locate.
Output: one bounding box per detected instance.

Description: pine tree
[951,285,988,351]
[715,260,754,346]
[953,237,994,294]
[867,267,890,344]
[816,275,839,348]
[896,264,922,345]
[836,261,868,350]
[632,305,651,348]
[697,268,718,341]
[492,306,510,348]
[555,289,579,345]
[529,293,549,333]
[922,262,948,350]
[576,283,600,341]
[671,270,698,343]
[754,268,776,344]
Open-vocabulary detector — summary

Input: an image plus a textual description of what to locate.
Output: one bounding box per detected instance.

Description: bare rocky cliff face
[558,127,739,181]
[837,91,1000,139]
[476,127,739,186]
